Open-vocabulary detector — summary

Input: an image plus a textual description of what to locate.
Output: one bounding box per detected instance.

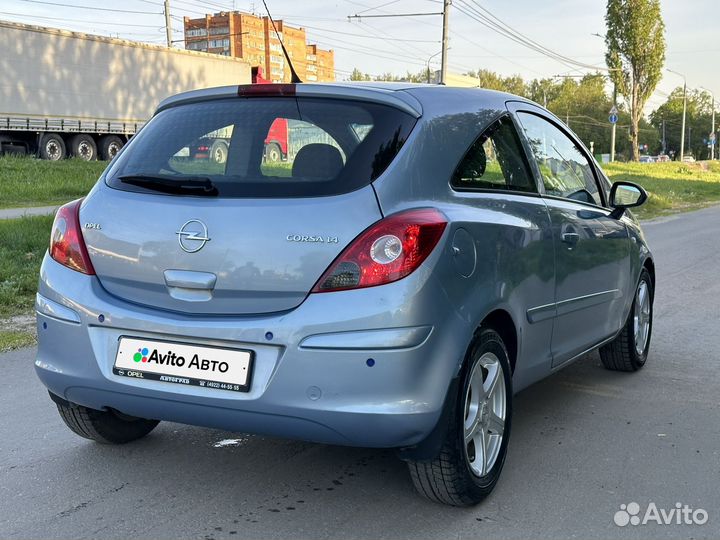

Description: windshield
[105,97,417,198]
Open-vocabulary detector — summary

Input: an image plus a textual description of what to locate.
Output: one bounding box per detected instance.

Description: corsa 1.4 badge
[286,234,339,243]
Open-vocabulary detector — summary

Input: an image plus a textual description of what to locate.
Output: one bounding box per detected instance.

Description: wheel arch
[642,256,655,291]
[478,309,518,374]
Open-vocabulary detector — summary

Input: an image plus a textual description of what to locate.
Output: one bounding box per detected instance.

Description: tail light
[49,199,95,275]
[312,208,447,293]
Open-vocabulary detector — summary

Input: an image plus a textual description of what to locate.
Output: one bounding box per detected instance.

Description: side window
[452,116,537,193]
[516,112,601,205]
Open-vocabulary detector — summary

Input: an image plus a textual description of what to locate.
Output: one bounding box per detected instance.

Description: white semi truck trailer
[0,20,251,160]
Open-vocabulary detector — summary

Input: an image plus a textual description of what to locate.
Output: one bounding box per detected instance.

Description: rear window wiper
[117,173,219,196]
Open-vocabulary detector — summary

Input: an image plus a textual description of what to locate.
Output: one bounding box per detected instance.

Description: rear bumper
[35,255,469,448]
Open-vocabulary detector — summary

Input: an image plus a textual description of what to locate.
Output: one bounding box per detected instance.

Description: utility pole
[610,83,617,162]
[700,87,716,160]
[668,69,687,161]
[662,119,666,154]
[680,81,687,161]
[164,0,172,48]
[440,0,450,84]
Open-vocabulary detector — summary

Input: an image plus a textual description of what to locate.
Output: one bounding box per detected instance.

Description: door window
[516,112,602,205]
[452,115,536,193]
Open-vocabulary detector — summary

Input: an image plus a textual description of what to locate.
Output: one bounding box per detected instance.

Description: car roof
[155,82,533,118]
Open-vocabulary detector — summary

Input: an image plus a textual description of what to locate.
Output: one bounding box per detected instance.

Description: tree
[464,69,528,97]
[650,87,714,159]
[349,68,371,81]
[605,0,666,161]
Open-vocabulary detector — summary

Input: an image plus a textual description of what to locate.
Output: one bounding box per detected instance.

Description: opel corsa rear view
[35,83,654,506]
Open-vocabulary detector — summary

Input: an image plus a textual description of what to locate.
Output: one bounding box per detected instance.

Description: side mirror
[609,181,647,219]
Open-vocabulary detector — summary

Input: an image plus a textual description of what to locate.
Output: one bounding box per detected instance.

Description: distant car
[682,155,696,162]
[35,83,655,506]
[639,155,655,163]
[655,154,670,162]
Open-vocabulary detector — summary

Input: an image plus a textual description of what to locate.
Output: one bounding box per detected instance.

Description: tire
[56,400,159,444]
[38,133,66,161]
[210,139,229,164]
[599,268,653,372]
[98,135,123,161]
[69,134,97,161]
[407,328,513,506]
[264,142,283,163]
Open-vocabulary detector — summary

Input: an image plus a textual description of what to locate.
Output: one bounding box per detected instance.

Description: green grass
[602,161,720,219]
[0,156,105,209]
[0,215,53,319]
[0,330,35,352]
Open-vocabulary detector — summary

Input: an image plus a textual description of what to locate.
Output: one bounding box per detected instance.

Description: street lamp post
[426,50,443,84]
[667,68,688,162]
[700,86,716,160]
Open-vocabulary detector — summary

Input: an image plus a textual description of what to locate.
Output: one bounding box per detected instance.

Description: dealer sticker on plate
[113,337,253,392]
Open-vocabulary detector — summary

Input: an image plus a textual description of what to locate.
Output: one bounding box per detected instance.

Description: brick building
[183,12,335,83]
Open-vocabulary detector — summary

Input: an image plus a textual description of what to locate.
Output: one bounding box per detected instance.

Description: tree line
[350,67,711,160]
[351,1,718,161]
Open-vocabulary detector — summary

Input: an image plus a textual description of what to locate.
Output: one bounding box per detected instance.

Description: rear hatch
[81,91,417,315]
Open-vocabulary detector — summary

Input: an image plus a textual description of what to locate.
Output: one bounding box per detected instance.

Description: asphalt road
[2,206,719,540]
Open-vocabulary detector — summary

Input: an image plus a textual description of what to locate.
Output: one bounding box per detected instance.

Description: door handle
[561,232,580,246]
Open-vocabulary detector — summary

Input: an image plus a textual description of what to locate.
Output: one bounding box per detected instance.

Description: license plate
[113,337,253,392]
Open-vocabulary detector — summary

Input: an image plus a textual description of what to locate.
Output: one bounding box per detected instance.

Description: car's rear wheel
[599,268,653,372]
[407,328,512,506]
[55,398,159,444]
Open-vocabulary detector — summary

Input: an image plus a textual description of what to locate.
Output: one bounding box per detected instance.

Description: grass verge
[603,161,720,219]
[0,329,36,353]
[0,156,106,209]
[0,215,53,319]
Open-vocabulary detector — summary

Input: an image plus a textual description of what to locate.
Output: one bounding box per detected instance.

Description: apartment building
[184,12,335,83]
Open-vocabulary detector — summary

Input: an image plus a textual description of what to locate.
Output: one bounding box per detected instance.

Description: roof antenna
[261,0,302,83]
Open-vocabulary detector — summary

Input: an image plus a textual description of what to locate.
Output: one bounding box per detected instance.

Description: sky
[2,0,718,115]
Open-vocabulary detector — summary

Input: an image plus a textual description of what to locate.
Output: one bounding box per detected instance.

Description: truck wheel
[70,134,97,161]
[264,142,283,163]
[38,133,66,161]
[98,135,123,161]
[407,328,512,506]
[599,268,653,372]
[56,399,159,444]
[210,139,229,164]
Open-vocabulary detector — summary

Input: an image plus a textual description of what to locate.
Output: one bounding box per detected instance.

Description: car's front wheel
[54,397,159,444]
[600,268,653,372]
[407,328,512,506]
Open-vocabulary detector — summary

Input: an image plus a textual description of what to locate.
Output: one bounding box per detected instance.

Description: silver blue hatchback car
[35,82,654,506]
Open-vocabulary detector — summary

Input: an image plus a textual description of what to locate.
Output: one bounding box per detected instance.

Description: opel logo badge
[176,219,210,253]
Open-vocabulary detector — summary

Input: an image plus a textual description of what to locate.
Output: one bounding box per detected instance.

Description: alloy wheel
[634,280,651,355]
[463,352,507,477]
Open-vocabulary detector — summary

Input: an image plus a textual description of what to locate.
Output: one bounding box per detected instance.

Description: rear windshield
[105,97,417,198]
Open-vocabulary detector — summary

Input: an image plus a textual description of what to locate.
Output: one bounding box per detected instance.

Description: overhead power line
[15,0,161,15]
[455,0,609,72]
[0,10,164,28]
